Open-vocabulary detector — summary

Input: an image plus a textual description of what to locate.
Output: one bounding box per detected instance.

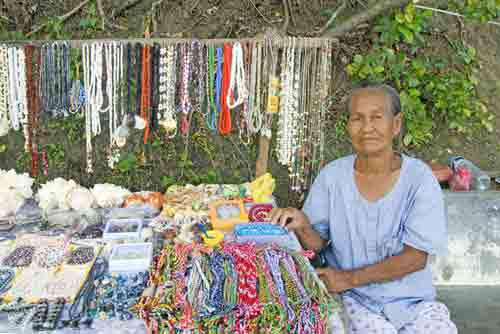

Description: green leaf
[374,66,385,73]
[353,54,363,64]
[395,13,405,24]
[0,144,6,153]
[408,77,420,87]
[403,134,413,146]
[346,64,355,76]
[162,175,175,187]
[398,27,414,43]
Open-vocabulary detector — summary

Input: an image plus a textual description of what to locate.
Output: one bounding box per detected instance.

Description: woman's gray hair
[347,83,402,116]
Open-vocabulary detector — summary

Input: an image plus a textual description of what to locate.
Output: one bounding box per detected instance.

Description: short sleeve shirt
[302,154,447,329]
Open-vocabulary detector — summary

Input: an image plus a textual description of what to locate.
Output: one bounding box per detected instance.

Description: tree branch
[322,0,410,37]
[27,0,91,37]
[317,1,347,35]
[281,0,290,34]
[112,0,144,19]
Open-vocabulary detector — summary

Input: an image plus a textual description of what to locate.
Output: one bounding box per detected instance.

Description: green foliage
[44,17,71,40]
[346,4,492,148]
[449,0,500,22]
[375,4,431,48]
[0,30,27,41]
[79,1,100,36]
[116,153,137,173]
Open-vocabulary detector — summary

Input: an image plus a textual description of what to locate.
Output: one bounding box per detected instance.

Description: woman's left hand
[316,267,355,293]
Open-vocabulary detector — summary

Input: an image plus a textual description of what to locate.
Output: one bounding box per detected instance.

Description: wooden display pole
[255,135,271,177]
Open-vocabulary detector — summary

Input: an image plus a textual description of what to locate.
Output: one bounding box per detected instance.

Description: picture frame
[209,199,248,231]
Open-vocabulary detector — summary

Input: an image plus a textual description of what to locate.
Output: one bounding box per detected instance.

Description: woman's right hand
[269,207,310,233]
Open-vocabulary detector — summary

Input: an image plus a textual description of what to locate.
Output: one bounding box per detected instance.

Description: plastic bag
[449,166,471,191]
[15,198,43,224]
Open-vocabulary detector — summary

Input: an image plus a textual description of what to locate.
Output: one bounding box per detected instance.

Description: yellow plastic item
[210,199,249,231]
[249,173,276,203]
[202,230,224,247]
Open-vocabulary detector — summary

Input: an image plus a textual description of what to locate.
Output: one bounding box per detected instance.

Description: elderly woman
[271,84,457,334]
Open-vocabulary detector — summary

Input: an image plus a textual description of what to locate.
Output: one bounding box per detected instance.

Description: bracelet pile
[134,242,338,334]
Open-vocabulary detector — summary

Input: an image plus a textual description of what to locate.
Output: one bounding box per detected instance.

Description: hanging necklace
[179,42,193,135]
[82,42,105,173]
[247,41,263,134]
[135,43,143,116]
[206,46,217,132]
[150,43,160,132]
[238,41,252,143]
[0,45,9,136]
[106,42,124,168]
[218,43,233,135]
[127,43,132,116]
[158,44,177,138]
[17,47,29,152]
[214,47,223,134]
[7,47,23,132]
[277,37,297,166]
[227,42,248,110]
[260,34,277,139]
[140,44,151,144]
[194,40,205,114]
[24,45,42,177]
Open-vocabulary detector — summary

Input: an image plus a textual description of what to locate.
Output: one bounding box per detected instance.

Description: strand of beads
[6,47,23,132]
[227,42,248,110]
[0,45,9,136]
[277,38,298,167]
[179,42,193,135]
[150,43,160,132]
[247,42,263,134]
[206,45,217,131]
[24,45,40,176]
[82,42,105,173]
[109,42,124,147]
[140,44,152,143]
[158,44,177,137]
[219,44,233,135]
[195,40,206,114]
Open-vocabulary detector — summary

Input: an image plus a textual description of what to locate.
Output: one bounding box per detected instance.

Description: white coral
[37,178,78,212]
[0,169,34,217]
[67,186,96,211]
[91,183,131,208]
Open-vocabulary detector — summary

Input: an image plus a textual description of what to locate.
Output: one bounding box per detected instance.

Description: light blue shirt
[303,154,447,329]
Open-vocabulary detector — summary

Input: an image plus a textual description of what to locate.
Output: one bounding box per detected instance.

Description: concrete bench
[434,191,500,334]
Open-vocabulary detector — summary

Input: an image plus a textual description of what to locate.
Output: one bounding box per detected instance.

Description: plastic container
[449,156,490,191]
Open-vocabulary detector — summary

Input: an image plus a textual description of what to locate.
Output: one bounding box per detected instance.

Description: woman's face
[347,89,402,156]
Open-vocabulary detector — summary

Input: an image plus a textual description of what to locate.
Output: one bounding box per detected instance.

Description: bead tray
[234,223,303,251]
[108,242,153,273]
[103,218,143,241]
